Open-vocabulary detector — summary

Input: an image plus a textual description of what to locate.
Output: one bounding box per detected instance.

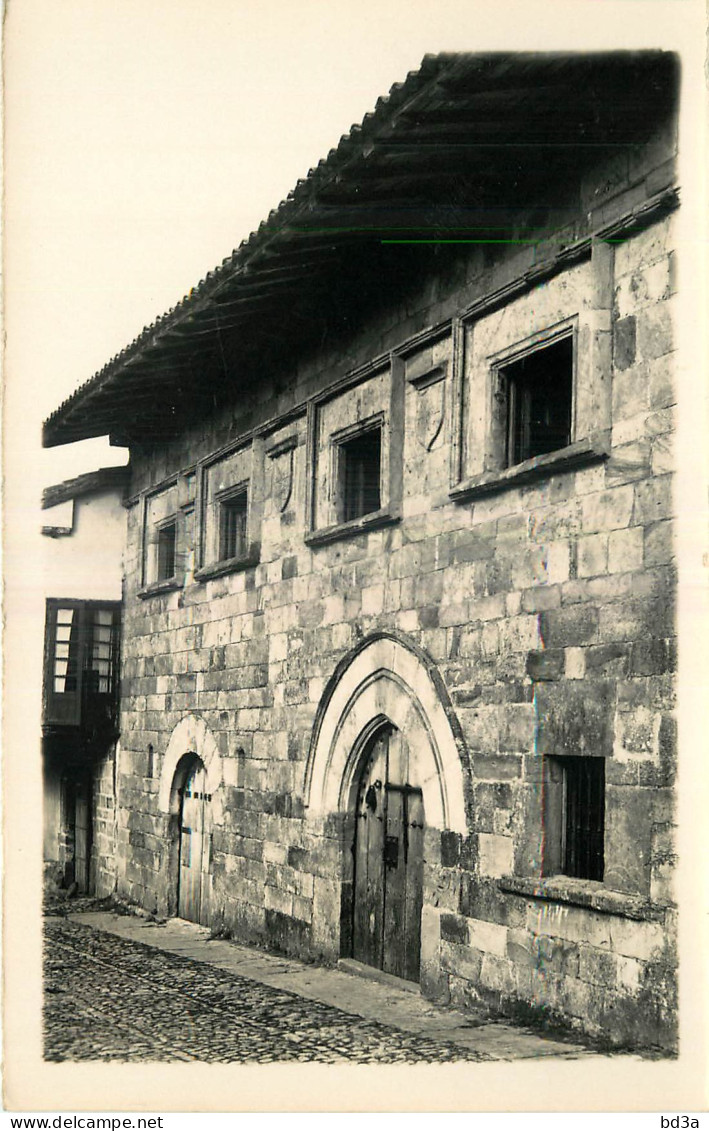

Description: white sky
[5,0,703,489]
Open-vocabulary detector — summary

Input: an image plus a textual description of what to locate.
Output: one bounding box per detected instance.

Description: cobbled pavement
[45,917,490,1064]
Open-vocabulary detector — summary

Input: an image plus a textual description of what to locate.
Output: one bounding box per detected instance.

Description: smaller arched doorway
[352,723,424,983]
[173,754,212,925]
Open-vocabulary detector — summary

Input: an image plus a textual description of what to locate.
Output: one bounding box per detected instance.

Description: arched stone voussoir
[305,632,468,834]
[158,713,222,812]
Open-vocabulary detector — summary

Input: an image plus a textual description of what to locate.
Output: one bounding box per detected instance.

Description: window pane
[219,490,248,561]
[341,429,381,522]
[563,756,605,881]
[52,607,80,695]
[157,523,177,580]
[505,335,573,466]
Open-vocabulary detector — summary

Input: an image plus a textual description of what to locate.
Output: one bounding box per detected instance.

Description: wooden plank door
[178,762,207,923]
[352,730,388,969]
[403,787,424,982]
[352,726,425,983]
[74,783,90,894]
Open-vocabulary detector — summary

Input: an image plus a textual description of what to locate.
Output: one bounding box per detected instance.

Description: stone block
[584,642,629,676]
[629,637,673,676]
[650,431,673,475]
[539,605,598,649]
[614,255,671,317]
[581,485,634,533]
[636,302,673,362]
[440,831,462,867]
[498,704,536,751]
[612,369,647,422]
[309,874,340,951]
[526,902,612,950]
[424,865,462,912]
[534,679,615,758]
[614,316,636,370]
[577,534,609,578]
[440,912,468,944]
[480,952,515,995]
[648,354,674,411]
[521,585,560,613]
[644,519,675,566]
[471,753,523,782]
[578,943,617,987]
[526,649,564,681]
[467,917,508,957]
[291,895,313,923]
[564,647,586,679]
[604,785,654,895]
[633,475,673,527]
[361,584,384,616]
[420,905,449,1001]
[440,941,483,984]
[478,833,513,878]
[498,615,540,654]
[608,526,644,574]
[608,916,667,961]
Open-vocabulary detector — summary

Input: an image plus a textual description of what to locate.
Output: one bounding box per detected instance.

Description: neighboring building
[42,466,128,895]
[43,53,680,1049]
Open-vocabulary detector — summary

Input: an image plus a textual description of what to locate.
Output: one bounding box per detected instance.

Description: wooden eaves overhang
[42,51,678,449]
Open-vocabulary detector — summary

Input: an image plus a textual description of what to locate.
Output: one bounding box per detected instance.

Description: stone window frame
[332,415,384,525]
[194,437,264,581]
[449,240,615,503]
[155,516,178,583]
[542,752,605,882]
[138,472,196,598]
[304,356,404,547]
[493,319,577,470]
[217,483,249,562]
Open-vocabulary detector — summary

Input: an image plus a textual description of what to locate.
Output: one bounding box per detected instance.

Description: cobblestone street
[45,917,490,1063]
[44,910,605,1064]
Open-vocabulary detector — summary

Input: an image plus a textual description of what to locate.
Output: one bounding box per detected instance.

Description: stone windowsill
[305,509,400,548]
[450,434,611,503]
[498,874,666,921]
[137,577,182,600]
[194,548,261,582]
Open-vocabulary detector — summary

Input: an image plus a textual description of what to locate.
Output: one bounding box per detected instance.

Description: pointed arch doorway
[176,755,212,925]
[352,723,424,983]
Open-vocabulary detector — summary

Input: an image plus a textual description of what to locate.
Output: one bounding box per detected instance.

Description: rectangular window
[339,427,382,523]
[551,755,605,882]
[52,606,80,695]
[219,488,248,562]
[503,334,573,467]
[156,521,177,581]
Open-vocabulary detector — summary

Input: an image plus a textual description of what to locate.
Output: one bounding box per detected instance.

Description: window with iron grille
[156,520,177,581]
[501,333,574,467]
[219,487,248,562]
[338,426,382,523]
[550,755,605,881]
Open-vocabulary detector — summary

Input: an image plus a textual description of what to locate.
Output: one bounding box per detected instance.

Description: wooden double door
[177,759,212,925]
[352,725,424,983]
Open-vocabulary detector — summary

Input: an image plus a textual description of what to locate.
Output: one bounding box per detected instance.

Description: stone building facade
[44,53,680,1050]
